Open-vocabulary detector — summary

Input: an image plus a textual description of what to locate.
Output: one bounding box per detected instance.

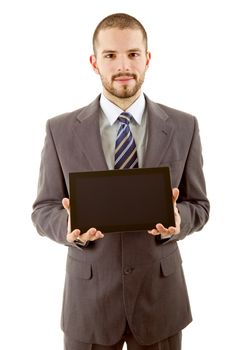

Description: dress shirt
[99,93,148,169]
[99,93,172,239]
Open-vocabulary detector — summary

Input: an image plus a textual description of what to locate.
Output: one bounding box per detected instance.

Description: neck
[103,89,141,111]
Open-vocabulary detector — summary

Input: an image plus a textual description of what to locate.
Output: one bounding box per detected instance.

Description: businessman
[32,13,210,350]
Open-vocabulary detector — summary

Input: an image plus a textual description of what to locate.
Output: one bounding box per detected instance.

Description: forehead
[95,28,145,52]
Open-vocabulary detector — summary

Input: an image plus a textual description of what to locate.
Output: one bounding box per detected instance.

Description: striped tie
[114,112,138,169]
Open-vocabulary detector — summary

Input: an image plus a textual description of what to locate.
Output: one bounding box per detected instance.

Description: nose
[117,55,130,72]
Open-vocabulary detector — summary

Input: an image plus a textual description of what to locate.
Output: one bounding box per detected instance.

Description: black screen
[69,167,175,233]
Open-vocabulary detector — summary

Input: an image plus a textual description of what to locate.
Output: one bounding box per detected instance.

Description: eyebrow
[101,50,117,54]
[101,48,143,54]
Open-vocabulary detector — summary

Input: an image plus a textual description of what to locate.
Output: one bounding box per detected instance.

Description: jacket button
[124,267,134,275]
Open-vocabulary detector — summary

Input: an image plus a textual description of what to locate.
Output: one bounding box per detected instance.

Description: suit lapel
[71,95,174,171]
[72,96,108,171]
[143,97,175,167]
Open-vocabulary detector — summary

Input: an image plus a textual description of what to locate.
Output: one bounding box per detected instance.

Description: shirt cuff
[73,239,90,248]
[160,233,172,240]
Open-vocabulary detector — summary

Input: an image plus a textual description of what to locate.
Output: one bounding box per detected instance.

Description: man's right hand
[62,198,104,245]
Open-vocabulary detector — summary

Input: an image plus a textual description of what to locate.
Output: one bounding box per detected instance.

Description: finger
[156,223,166,232]
[86,228,104,241]
[148,228,160,235]
[156,223,170,235]
[167,226,176,234]
[81,228,104,241]
[66,229,81,243]
[91,231,104,240]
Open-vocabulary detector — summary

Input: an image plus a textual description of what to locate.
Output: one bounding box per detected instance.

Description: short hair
[92,13,148,54]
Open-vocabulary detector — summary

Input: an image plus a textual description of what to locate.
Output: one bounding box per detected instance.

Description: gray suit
[32,95,209,346]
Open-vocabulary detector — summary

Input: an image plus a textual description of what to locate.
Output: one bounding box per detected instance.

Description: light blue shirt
[99,93,148,169]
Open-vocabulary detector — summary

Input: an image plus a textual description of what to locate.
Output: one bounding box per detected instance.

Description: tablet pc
[69,167,175,233]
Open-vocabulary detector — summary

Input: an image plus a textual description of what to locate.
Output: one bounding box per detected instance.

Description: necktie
[114,112,138,169]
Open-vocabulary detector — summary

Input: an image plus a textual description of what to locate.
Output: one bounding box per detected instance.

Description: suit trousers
[64,324,182,350]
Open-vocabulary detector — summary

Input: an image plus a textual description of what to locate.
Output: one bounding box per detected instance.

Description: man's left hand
[148,188,181,237]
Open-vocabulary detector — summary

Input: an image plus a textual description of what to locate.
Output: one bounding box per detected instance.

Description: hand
[62,198,104,244]
[148,188,181,237]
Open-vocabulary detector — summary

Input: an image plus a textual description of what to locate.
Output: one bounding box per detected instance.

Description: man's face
[90,28,150,99]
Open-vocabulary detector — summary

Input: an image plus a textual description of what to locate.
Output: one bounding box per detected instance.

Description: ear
[145,51,151,69]
[90,55,99,74]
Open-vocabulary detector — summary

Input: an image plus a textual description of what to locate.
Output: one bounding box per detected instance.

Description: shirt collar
[100,93,146,126]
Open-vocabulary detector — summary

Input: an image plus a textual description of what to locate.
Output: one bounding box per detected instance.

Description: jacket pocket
[66,255,92,280]
[160,248,182,277]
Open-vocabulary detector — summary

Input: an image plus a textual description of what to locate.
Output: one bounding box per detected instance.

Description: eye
[104,53,116,59]
[129,52,140,58]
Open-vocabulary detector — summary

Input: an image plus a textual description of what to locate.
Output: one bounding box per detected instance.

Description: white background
[0,0,232,349]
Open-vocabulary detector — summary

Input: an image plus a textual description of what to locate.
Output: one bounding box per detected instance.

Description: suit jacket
[32,94,210,345]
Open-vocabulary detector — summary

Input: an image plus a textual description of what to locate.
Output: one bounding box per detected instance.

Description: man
[32,13,209,350]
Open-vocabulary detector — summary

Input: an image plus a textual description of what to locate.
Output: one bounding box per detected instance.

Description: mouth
[114,76,134,82]
[113,74,136,84]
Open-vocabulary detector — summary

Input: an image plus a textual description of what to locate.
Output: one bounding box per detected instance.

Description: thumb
[62,198,70,211]
[172,188,179,203]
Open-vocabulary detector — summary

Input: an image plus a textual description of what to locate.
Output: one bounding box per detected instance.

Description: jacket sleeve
[31,119,70,245]
[174,116,210,241]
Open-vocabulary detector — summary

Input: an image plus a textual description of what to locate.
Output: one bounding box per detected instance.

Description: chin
[112,85,137,98]
[117,89,139,99]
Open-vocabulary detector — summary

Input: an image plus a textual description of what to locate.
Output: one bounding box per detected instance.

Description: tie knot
[118,112,133,125]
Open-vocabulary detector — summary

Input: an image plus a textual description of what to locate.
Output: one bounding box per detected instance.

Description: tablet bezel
[69,167,175,233]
